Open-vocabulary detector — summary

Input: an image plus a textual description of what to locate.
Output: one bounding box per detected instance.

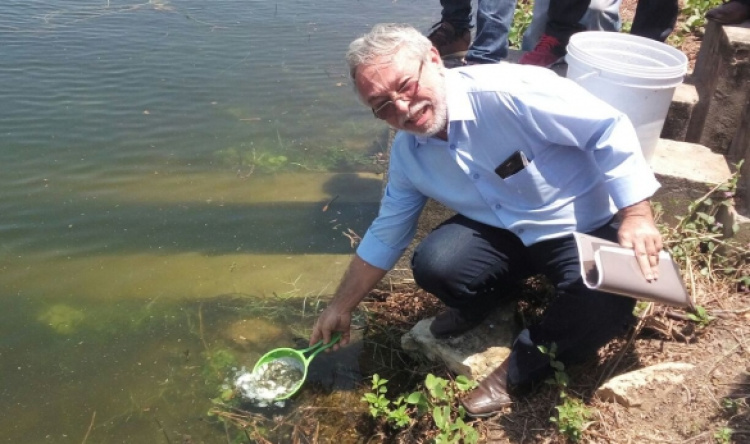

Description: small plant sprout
[687,305,715,328]
[361,373,479,443]
[714,426,733,444]
[539,344,594,442]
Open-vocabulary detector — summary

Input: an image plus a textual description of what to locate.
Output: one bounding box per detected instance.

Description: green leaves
[663,161,748,301]
[540,343,590,441]
[681,0,724,33]
[686,305,715,328]
[454,375,477,392]
[361,374,392,418]
[360,373,478,443]
[551,397,593,442]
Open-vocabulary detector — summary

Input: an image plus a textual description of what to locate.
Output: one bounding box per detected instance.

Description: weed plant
[658,161,749,313]
[680,0,725,33]
[539,344,593,442]
[508,0,534,49]
[361,373,479,443]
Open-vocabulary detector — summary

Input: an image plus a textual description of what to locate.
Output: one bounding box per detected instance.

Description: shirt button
[472,173,480,180]
[495,204,502,210]
[449,144,456,150]
[516,228,525,234]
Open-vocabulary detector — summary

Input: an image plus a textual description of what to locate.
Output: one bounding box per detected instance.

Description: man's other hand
[617,200,663,281]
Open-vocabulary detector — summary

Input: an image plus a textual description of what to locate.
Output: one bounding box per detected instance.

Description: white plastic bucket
[565,31,687,163]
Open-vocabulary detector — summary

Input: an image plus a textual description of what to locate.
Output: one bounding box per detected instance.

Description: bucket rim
[566,31,687,78]
[568,31,687,63]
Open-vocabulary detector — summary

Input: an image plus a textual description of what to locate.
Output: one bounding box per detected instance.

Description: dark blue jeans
[631,0,679,42]
[440,0,517,63]
[411,215,636,386]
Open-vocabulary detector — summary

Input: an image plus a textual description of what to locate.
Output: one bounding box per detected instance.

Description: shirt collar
[414,68,476,145]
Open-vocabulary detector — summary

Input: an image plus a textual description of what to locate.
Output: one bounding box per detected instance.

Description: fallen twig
[81,411,96,444]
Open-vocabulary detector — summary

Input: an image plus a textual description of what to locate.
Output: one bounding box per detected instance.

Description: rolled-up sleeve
[356,140,428,270]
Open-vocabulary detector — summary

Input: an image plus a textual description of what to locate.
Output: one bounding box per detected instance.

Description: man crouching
[309,23,662,417]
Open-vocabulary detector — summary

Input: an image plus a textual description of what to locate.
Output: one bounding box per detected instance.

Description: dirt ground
[364,274,750,443]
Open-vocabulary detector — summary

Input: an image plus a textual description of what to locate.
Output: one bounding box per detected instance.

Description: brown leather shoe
[429,308,485,339]
[461,358,513,417]
[706,1,750,24]
[427,22,471,58]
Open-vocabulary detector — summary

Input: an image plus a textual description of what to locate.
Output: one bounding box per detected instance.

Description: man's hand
[617,200,663,281]
[309,305,353,351]
[308,254,387,351]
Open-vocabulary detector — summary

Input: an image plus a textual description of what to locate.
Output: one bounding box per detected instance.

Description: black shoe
[429,308,485,339]
[427,21,471,59]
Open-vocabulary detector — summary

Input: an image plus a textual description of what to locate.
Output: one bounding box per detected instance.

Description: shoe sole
[464,403,512,418]
[442,51,468,60]
[545,56,566,69]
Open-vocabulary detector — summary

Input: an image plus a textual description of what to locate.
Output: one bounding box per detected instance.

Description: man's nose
[392,97,410,114]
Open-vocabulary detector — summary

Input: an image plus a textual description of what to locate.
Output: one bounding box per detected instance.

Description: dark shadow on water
[5,172,382,257]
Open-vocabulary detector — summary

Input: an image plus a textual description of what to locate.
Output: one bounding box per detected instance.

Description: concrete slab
[651,138,733,185]
[687,21,750,154]
[662,83,699,142]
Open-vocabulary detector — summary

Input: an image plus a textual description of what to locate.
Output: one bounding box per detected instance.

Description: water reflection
[0,0,439,441]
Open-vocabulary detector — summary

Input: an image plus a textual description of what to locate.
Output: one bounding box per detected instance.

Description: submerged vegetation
[213,135,384,176]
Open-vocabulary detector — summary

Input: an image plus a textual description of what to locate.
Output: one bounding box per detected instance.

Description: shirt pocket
[501,159,557,208]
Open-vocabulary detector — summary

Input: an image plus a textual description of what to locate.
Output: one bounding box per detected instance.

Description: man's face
[354,47,447,137]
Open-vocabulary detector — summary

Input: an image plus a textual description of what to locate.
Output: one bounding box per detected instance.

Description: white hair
[346,23,433,81]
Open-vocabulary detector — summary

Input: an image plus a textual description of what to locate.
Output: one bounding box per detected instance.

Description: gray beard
[405,71,447,137]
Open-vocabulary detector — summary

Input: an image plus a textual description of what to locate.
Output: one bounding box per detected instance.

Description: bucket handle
[300,332,342,364]
[570,70,599,82]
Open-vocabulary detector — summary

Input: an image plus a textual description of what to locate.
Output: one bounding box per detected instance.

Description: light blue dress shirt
[357,63,660,271]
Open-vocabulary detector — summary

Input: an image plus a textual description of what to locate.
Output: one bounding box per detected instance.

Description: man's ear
[428,45,442,65]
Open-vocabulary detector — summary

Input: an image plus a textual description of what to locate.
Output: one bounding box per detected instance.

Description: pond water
[0,0,440,441]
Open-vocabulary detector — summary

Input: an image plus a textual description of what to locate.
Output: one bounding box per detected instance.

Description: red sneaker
[519,34,566,67]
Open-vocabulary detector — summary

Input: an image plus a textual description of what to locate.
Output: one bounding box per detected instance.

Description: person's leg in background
[428,0,473,59]
[520,0,590,66]
[630,0,679,42]
[466,0,519,63]
[521,0,551,51]
[706,0,750,24]
[522,0,620,51]
[581,0,621,33]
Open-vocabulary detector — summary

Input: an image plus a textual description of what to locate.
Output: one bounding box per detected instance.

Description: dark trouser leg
[440,0,473,29]
[545,0,590,44]
[506,220,637,387]
[630,0,679,42]
[467,0,518,63]
[411,214,530,321]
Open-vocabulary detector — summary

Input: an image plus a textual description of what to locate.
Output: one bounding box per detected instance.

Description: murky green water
[0,1,437,441]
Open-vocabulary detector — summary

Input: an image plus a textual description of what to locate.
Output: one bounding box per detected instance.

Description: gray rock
[595,362,695,407]
[401,303,518,380]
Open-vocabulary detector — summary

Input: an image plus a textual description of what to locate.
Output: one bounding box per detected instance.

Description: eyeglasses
[371,61,424,120]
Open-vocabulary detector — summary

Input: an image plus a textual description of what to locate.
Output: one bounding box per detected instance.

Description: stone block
[687,21,750,153]
[728,91,750,212]
[401,303,518,380]
[650,139,748,242]
[662,83,698,141]
[596,362,695,407]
